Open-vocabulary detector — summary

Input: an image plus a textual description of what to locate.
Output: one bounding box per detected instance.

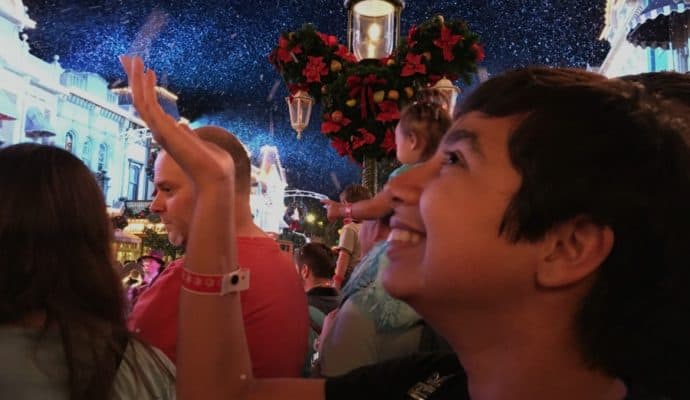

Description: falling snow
[23,0,609,197]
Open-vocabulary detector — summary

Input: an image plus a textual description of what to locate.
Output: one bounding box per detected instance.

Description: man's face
[149,152,195,247]
[384,112,543,317]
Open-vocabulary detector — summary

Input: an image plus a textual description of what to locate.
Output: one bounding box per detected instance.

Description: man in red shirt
[129,126,309,378]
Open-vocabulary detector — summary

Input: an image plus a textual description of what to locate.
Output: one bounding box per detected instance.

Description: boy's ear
[537,216,614,288]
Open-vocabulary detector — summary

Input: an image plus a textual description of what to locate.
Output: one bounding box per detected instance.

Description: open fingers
[124,57,176,146]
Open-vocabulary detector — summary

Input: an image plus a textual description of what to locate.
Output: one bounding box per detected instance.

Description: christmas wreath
[269,24,357,103]
[270,15,484,163]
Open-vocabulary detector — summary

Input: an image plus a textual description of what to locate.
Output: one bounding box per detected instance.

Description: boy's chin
[381,264,420,302]
[167,233,186,248]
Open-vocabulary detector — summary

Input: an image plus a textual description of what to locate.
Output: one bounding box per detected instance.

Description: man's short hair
[296,242,336,279]
[194,126,251,193]
[460,66,690,397]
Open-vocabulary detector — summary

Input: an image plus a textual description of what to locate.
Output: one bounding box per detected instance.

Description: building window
[128,161,142,200]
[64,131,74,153]
[97,143,108,171]
[81,137,93,168]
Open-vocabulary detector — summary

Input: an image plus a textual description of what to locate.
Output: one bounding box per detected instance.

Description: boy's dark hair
[460,66,690,397]
[296,243,336,279]
[619,71,690,108]
[340,184,372,203]
[399,93,452,162]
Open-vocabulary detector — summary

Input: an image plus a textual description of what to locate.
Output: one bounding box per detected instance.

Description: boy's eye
[442,151,466,167]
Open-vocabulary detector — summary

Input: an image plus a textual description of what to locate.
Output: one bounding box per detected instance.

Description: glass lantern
[285,90,313,139]
[432,77,461,115]
[345,0,404,61]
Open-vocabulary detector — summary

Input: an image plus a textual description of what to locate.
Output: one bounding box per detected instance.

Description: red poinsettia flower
[401,53,427,77]
[276,37,302,64]
[471,42,485,62]
[331,137,351,156]
[317,32,339,47]
[376,101,400,122]
[335,44,357,63]
[302,56,329,83]
[321,113,352,134]
[352,128,377,150]
[406,25,418,48]
[433,25,463,62]
[381,128,396,154]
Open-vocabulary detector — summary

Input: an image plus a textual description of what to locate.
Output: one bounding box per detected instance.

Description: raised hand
[321,198,344,222]
[119,55,233,187]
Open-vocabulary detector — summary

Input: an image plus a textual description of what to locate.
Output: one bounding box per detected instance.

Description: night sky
[22,0,609,198]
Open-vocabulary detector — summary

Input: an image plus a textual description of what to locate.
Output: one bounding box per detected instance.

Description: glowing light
[353,1,394,17]
[367,43,377,58]
[367,23,382,41]
[305,213,316,224]
[250,145,288,234]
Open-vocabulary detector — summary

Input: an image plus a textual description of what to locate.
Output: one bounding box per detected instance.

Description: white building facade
[0,0,155,205]
[250,145,288,235]
[599,0,689,77]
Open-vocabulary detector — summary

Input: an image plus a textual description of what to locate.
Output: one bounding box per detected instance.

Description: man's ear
[300,265,311,280]
[537,216,614,288]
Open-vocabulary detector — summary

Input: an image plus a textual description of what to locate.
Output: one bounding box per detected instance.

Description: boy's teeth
[388,228,422,244]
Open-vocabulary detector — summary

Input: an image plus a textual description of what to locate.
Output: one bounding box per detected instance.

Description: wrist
[181,268,250,295]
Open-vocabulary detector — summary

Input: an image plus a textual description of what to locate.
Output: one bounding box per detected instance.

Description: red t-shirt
[128,237,309,378]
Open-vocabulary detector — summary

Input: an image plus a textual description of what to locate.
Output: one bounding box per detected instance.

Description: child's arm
[333,250,351,289]
[322,191,393,222]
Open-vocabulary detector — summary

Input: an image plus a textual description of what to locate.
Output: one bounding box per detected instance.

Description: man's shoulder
[149,258,184,286]
[237,237,291,265]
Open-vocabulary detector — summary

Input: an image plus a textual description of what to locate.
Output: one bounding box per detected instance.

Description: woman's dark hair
[296,243,336,279]
[0,144,145,399]
[459,67,690,397]
[398,90,452,162]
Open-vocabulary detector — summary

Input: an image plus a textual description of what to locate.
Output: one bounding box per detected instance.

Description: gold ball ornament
[330,60,342,72]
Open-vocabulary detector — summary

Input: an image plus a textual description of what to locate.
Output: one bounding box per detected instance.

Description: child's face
[395,124,419,164]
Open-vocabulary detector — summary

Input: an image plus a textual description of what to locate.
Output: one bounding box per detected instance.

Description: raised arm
[121,56,324,400]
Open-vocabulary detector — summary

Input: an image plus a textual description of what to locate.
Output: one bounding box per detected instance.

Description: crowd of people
[1,54,689,400]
